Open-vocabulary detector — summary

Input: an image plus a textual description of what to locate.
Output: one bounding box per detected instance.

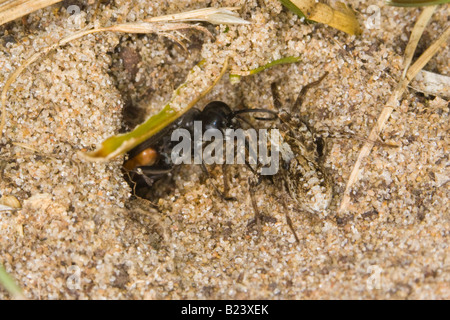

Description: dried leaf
[278,0,362,35]
[0,195,21,209]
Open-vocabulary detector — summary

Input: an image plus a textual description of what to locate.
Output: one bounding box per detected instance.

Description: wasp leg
[221,163,238,201]
[246,177,277,238]
[243,136,259,175]
[200,161,236,201]
[138,166,173,176]
[124,165,173,198]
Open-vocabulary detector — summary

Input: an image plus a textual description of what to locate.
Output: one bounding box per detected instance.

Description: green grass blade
[81,59,229,161]
[0,264,24,299]
[278,0,306,18]
[248,56,302,76]
[387,0,450,6]
[230,56,302,81]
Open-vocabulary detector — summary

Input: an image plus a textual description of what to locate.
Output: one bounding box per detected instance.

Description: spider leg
[293,72,329,112]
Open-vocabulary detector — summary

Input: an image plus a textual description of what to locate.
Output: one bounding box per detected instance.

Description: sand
[0,0,449,299]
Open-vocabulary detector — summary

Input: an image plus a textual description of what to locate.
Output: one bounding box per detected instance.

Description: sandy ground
[0,0,449,299]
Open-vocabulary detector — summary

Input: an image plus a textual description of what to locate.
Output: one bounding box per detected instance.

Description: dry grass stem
[0,0,62,26]
[144,7,250,25]
[0,6,250,140]
[0,21,217,139]
[338,18,449,215]
[401,5,437,78]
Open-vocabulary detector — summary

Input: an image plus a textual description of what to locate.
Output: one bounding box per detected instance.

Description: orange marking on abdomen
[124,148,159,171]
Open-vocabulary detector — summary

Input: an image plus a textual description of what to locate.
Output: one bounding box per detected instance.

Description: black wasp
[123,101,276,199]
[124,73,332,244]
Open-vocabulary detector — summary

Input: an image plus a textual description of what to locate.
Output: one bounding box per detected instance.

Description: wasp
[124,73,332,244]
[123,101,276,199]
